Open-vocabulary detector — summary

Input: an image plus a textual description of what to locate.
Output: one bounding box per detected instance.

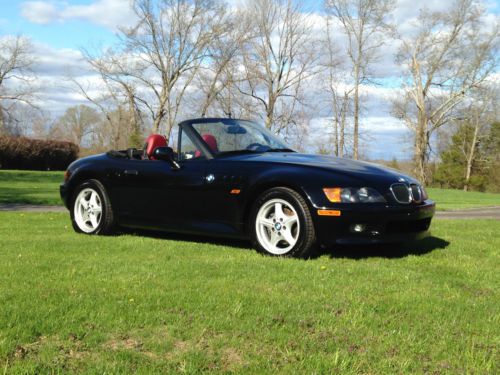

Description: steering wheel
[246,143,266,151]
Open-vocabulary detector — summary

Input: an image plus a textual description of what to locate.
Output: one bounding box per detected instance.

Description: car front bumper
[312,200,436,245]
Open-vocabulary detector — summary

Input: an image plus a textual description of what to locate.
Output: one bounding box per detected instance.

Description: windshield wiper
[265,148,296,153]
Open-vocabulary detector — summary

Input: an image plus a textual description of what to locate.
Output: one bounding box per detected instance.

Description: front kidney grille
[391,183,411,203]
[410,184,422,203]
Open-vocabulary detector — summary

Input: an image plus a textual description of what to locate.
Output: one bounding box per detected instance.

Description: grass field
[0,212,498,373]
[1,170,500,211]
[427,188,500,211]
[0,170,64,206]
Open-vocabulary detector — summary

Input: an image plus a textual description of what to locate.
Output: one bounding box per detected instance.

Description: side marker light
[317,209,341,216]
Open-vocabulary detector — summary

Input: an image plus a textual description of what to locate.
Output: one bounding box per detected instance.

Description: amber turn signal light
[64,170,71,182]
[317,209,341,216]
[323,187,342,203]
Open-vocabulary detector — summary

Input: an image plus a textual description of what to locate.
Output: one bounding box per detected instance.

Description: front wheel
[71,179,115,235]
[250,187,316,258]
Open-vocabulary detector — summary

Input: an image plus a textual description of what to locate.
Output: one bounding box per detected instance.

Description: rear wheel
[71,179,115,235]
[250,187,316,258]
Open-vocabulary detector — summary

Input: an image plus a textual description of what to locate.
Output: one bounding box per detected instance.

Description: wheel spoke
[274,202,284,219]
[78,199,87,214]
[90,192,99,207]
[281,229,296,246]
[259,217,274,228]
[89,213,99,228]
[283,214,298,227]
[269,231,281,247]
[93,206,102,214]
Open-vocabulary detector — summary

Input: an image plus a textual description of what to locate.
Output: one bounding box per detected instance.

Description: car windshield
[190,119,293,156]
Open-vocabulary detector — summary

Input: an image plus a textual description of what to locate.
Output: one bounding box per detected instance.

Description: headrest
[144,134,167,160]
[202,134,218,153]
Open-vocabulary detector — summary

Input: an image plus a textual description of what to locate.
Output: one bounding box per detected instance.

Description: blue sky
[0,1,120,48]
[0,0,323,48]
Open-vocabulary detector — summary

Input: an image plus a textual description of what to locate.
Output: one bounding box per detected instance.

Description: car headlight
[323,187,386,203]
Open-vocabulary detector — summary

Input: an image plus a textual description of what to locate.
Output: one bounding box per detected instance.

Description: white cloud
[21,1,59,25]
[21,0,136,30]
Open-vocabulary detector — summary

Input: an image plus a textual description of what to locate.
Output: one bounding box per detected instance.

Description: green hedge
[0,136,79,171]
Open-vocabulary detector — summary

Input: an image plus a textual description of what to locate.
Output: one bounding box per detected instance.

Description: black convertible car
[60,118,435,257]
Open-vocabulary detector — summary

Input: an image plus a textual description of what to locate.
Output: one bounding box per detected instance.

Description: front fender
[240,164,366,224]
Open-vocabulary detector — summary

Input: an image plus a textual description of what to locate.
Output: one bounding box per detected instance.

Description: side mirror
[153,146,181,170]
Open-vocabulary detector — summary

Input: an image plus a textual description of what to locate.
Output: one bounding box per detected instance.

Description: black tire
[70,179,115,235]
[250,187,316,258]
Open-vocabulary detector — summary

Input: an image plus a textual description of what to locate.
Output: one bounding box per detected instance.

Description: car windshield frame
[179,118,294,159]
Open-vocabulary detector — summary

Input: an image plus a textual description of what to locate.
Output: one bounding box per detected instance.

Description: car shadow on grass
[120,228,450,260]
[320,236,450,260]
[119,227,253,250]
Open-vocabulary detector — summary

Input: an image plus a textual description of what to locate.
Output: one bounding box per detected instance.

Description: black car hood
[222,152,417,184]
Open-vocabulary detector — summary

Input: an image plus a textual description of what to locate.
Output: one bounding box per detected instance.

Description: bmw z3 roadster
[60,118,435,257]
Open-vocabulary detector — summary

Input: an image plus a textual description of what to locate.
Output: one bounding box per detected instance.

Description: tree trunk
[0,106,4,135]
[352,47,362,160]
[333,118,339,156]
[339,92,348,158]
[414,111,429,184]
[464,118,480,192]
[265,98,275,130]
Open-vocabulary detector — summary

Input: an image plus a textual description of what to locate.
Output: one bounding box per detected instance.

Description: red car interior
[195,134,219,157]
[144,134,167,160]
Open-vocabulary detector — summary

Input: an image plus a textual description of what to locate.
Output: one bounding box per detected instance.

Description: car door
[108,157,208,230]
[200,158,246,232]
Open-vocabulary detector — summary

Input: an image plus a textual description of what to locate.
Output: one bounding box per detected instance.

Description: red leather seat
[144,134,167,160]
[202,134,218,153]
[195,134,219,157]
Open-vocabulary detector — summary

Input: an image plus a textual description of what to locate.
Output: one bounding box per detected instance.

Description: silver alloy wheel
[73,188,103,233]
[255,198,300,255]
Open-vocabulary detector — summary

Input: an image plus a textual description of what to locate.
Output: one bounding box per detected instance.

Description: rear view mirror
[226,125,247,134]
[153,147,180,170]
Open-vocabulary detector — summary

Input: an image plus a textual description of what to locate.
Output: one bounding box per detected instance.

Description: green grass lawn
[1,170,500,210]
[427,188,500,211]
[0,213,498,373]
[0,170,64,206]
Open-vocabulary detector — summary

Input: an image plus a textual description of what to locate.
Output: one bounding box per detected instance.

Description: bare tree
[79,48,145,147]
[237,0,318,133]
[325,0,395,160]
[70,72,141,150]
[323,15,353,157]
[115,0,227,140]
[51,105,101,147]
[460,87,498,191]
[0,35,36,134]
[394,0,499,183]
[193,9,252,118]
